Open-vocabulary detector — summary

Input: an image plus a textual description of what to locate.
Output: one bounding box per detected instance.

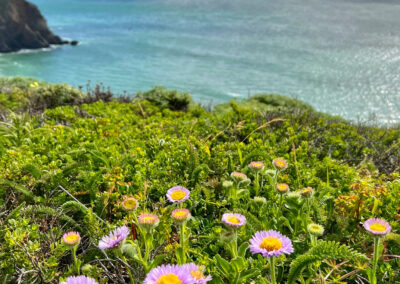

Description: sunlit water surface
[1,0,400,123]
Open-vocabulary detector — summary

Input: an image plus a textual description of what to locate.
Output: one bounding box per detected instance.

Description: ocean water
[1,0,400,124]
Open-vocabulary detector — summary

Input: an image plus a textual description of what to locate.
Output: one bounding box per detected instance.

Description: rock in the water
[0,0,66,53]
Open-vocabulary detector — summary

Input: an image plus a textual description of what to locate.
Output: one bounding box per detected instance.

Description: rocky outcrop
[0,0,74,53]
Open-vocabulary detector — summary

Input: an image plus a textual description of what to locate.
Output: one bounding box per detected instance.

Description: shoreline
[0,76,398,127]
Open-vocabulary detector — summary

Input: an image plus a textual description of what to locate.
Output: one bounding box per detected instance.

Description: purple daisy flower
[249,230,294,258]
[363,218,391,236]
[221,213,246,228]
[144,264,195,284]
[166,186,190,203]
[60,276,98,284]
[98,226,130,251]
[182,263,212,284]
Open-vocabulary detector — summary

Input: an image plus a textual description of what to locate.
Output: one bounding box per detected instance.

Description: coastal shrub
[250,93,315,111]
[135,86,194,111]
[213,93,315,115]
[0,77,86,113]
[0,79,399,283]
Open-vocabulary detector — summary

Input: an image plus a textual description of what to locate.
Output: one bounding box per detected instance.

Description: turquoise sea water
[1,0,400,123]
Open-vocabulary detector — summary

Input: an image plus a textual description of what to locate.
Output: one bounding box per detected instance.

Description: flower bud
[222,180,234,189]
[307,223,324,237]
[253,196,267,204]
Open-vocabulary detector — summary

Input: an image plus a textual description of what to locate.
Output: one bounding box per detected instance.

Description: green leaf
[214,254,231,277]
[238,268,258,281]
[238,242,248,258]
[176,247,185,265]
[231,256,246,273]
[21,164,41,179]
[287,240,368,284]
[209,274,224,284]
[149,254,167,270]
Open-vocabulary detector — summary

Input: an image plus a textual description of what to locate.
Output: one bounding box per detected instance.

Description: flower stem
[179,221,187,264]
[310,234,317,247]
[254,173,260,196]
[269,256,277,284]
[72,245,80,275]
[371,237,380,284]
[143,231,153,268]
[230,231,238,259]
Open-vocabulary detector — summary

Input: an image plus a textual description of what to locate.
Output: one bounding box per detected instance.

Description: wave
[226,92,243,98]
[0,45,61,56]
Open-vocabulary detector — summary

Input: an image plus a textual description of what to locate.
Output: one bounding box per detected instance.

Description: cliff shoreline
[0,0,77,53]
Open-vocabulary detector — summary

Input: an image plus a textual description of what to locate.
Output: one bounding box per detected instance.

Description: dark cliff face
[0,0,63,53]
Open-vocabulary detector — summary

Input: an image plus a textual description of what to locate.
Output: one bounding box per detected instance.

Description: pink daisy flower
[272,158,288,170]
[62,232,81,246]
[249,161,264,171]
[221,213,246,228]
[172,208,191,222]
[363,218,391,236]
[276,183,289,193]
[249,230,294,258]
[166,186,190,203]
[231,171,248,181]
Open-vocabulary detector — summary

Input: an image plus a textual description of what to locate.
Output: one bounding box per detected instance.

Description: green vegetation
[0,77,399,283]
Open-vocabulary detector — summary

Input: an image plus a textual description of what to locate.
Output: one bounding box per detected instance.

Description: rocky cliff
[0,0,67,53]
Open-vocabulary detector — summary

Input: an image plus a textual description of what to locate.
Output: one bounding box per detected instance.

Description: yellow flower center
[142,216,155,222]
[65,234,79,242]
[174,211,187,217]
[156,273,182,284]
[171,190,186,201]
[370,224,386,232]
[123,199,137,209]
[275,160,286,168]
[301,188,312,195]
[277,184,288,191]
[226,216,240,224]
[110,234,120,241]
[259,237,282,251]
[190,270,205,280]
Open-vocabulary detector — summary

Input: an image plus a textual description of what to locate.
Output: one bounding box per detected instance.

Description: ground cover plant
[0,78,399,283]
